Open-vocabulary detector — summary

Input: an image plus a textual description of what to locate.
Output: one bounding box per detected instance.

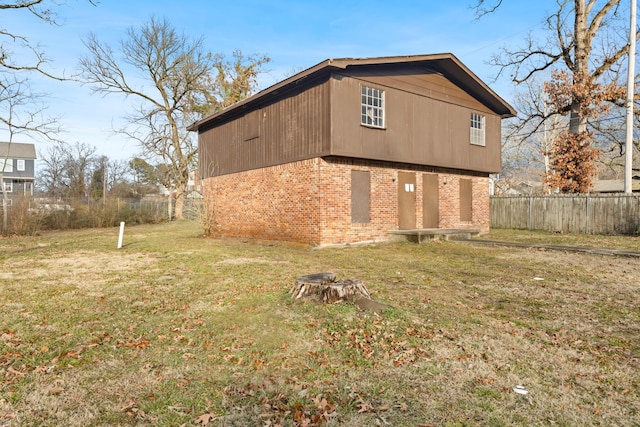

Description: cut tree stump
[290,273,388,313]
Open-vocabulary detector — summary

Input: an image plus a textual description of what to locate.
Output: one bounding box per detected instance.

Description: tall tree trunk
[570,0,589,135]
[174,181,187,220]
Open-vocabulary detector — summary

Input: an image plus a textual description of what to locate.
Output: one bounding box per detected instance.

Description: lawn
[1,221,638,426]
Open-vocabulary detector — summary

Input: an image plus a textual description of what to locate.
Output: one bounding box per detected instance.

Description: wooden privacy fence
[490,194,640,235]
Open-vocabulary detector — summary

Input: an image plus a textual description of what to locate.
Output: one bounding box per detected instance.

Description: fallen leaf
[7,367,25,377]
[48,387,64,395]
[195,412,215,425]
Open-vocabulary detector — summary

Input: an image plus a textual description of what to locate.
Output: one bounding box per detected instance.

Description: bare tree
[37,143,67,197]
[501,78,567,184]
[38,142,97,199]
[0,0,91,232]
[475,0,638,192]
[107,158,133,189]
[0,0,95,135]
[1,0,69,78]
[591,95,640,176]
[78,17,219,220]
[1,75,62,230]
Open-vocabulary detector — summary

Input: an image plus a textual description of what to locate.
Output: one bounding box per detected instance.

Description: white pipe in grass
[117,222,125,249]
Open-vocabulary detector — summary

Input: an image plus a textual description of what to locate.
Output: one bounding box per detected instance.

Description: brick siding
[202,157,490,246]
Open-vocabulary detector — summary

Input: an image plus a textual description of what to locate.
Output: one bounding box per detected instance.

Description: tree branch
[471,0,503,19]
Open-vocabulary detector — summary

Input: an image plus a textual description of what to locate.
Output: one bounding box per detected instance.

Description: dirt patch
[2,252,156,280]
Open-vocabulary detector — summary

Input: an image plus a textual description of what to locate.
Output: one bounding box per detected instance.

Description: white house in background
[185,169,203,199]
[0,142,36,200]
[592,177,640,193]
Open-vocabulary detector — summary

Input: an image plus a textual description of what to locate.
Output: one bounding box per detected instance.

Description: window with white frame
[2,180,12,193]
[17,159,25,171]
[0,158,13,173]
[470,113,486,146]
[361,86,385,128]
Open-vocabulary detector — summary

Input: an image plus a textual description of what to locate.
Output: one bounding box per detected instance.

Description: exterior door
[460,178,473,222]
[397,172,416,229]
[423,174,439,228]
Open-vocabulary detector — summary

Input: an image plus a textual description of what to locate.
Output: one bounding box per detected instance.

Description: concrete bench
[388,228,481,243]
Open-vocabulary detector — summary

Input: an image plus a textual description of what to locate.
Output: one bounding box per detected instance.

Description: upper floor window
[0,158,13,173]
[470,113,485,146]
[361,86,384,128]
[17,159,25,171]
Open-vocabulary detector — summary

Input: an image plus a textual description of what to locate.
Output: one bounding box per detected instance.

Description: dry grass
[0,221,638,426]
[479,228,640,251]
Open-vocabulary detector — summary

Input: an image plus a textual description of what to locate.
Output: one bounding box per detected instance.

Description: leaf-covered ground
[1,221,638,426]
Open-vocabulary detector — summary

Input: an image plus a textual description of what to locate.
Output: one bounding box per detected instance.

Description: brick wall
[202,158,322,244]
[201,157,490,245]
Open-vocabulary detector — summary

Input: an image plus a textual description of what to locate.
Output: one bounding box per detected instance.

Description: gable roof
[188,53,516,132]
[0,142,36,159]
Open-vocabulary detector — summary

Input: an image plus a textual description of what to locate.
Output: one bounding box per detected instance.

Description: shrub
[2,197,169,235]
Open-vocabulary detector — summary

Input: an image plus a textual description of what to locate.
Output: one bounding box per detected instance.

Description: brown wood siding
[347,65,496,114]
[330,70,501,173]
[198,78,331,177]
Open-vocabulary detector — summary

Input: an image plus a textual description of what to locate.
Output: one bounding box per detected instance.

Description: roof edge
[188,58,340,131]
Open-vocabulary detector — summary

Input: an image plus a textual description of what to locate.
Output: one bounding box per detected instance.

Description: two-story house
[188,53,516,246]
[0,142,37,201]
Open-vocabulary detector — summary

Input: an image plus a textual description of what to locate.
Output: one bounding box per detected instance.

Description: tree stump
[290,273,372,304]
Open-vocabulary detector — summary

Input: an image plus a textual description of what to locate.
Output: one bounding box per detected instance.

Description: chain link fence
[1,196,203,235]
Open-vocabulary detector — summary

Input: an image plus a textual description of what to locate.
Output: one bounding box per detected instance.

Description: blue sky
[4,0,557,161]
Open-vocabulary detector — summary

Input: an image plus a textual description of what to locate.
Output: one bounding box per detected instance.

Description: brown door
[398,172,416,229]
[423,174,439,228]
[460,178,473,222]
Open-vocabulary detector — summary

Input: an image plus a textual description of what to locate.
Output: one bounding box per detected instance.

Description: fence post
[585,195,590,234]
[528,196,532,230]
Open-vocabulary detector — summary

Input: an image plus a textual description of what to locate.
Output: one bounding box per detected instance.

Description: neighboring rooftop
[592,178,640,193]
[0,142,37,159]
